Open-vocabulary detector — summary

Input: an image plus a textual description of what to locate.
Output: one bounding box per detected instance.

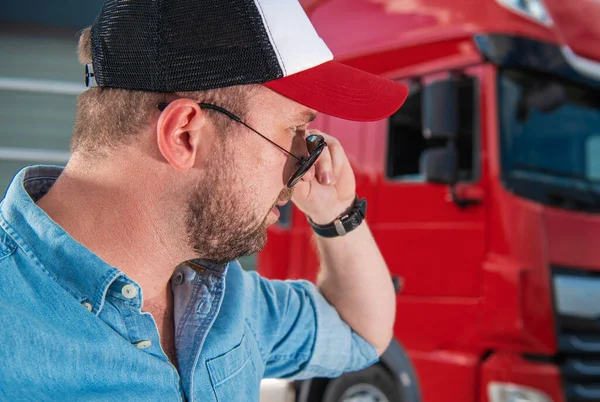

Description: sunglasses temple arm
[241,123,303,162]
[199,103,303,163]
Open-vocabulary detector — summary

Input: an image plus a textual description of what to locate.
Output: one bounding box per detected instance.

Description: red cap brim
[263,60,408,122]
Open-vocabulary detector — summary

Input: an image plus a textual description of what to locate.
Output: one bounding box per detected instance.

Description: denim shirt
[0,166,378,402]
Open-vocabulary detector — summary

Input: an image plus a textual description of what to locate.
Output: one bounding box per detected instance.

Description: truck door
[373,69,486,300]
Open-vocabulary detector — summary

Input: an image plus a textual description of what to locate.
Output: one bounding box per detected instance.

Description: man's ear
[156,99,210,171]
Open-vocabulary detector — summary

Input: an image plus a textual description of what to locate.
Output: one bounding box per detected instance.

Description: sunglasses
[157,102,326,187]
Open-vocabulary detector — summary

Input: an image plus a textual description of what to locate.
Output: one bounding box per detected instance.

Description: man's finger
[326,139,348,181]
[310,130,335,185]
[317,132,348,183]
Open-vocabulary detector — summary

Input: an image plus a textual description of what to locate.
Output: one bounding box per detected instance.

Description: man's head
[73,27,315,264]
[71,0,408,264]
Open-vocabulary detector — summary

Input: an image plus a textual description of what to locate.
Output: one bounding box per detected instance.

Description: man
[0,0,408,400]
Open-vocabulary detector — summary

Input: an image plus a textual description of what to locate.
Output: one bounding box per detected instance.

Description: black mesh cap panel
[90,0,284,92]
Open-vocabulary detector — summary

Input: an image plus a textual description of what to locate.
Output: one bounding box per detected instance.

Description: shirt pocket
[206,335,260,402]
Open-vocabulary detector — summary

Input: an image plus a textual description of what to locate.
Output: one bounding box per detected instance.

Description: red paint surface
[259,1,600,401]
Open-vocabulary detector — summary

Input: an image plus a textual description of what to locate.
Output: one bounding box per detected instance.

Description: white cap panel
[253,0,333,76]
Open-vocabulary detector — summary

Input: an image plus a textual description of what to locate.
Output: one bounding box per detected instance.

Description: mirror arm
[448,184,483,209]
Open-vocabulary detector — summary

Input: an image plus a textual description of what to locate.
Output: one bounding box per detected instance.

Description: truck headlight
[496,0,552,26]
[489,382,552,402]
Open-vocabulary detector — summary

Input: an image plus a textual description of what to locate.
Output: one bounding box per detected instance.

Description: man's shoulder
[0,226,21,288]
[0,226,18,264]
[0,223,64,311]
[0,226,42,301]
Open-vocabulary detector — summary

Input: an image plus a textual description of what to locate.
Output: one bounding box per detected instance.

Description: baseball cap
[86,0,408,122]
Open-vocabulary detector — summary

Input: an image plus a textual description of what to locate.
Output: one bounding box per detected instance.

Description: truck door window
[386,82,427,181]
[386,77,478,182]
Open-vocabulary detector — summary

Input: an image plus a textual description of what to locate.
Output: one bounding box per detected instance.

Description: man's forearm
[315,222,396,355]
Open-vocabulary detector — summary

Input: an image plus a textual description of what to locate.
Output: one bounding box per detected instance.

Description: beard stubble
[185,149,293,264]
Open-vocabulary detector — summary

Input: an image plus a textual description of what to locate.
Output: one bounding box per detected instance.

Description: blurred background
[0,0,99,188]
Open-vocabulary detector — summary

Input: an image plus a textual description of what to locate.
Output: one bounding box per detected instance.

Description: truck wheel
[321,365,403,402]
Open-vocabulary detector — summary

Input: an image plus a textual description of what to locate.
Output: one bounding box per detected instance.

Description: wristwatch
[308,195,367,238]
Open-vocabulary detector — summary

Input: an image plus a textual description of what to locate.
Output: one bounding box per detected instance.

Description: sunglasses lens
[306,134,324,154]
[286,135,327,187]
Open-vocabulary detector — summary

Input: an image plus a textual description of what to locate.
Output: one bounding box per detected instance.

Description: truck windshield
[498,69,600,212]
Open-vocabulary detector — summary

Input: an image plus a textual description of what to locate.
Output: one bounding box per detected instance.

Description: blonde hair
[72,27,257,155]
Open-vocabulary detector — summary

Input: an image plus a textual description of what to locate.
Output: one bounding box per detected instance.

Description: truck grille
[553,268,600,402]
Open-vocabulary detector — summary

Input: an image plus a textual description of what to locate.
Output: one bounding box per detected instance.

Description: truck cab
[258,1,600,401]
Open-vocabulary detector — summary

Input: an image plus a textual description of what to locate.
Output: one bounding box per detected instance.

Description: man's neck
[35,164,193,303]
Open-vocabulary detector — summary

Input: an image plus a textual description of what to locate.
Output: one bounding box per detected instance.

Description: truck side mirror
[421,144,482,208]
[422,80,459,139]
[420,143,458,185]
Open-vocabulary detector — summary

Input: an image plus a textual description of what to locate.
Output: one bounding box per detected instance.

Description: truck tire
[321,364,403,402]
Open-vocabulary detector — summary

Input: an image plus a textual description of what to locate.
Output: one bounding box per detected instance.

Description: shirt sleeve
[242,270,379,380]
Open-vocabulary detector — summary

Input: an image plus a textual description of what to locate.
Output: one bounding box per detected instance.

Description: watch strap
[308,196,367,238]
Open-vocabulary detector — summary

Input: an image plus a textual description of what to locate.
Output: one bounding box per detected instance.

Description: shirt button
[173,272,184,285]
[82,302,93,312]
[121,284,138,299]
[135,340,152,349]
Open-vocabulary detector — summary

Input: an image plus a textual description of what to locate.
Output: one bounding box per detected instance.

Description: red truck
[257,0,600,401]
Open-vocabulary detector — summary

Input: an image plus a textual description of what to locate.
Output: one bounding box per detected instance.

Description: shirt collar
[0,165,123,315]
[184,259,228,274]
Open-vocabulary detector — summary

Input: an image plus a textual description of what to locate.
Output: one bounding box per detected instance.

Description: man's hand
[289,129,396,356]
[291,130,356,224]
